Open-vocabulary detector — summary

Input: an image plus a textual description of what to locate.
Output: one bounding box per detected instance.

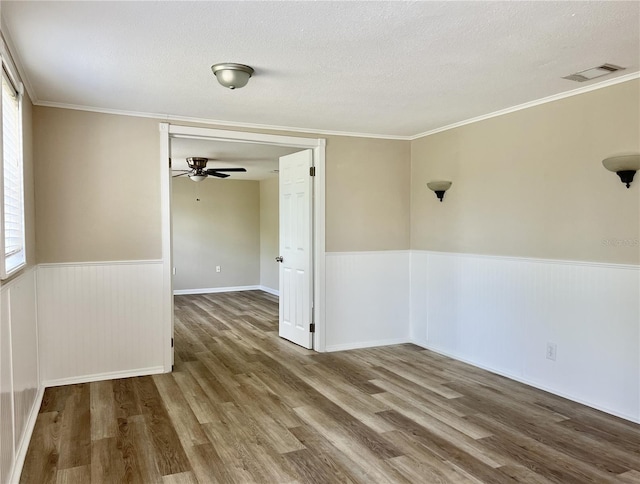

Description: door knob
[275,256,283,263]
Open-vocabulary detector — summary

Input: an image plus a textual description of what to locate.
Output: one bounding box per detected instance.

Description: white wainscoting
[410,250,640,423]
[0,267,42,484]
[37,261,166,386]
[325,251,410,351]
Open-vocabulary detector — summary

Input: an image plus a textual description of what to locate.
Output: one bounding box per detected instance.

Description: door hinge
[309,166,316,177]
[310,323,315,333]
[171,337,174,348]
[169,158,172,168]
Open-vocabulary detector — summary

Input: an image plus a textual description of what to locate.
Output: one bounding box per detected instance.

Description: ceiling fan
[172,157,247,182]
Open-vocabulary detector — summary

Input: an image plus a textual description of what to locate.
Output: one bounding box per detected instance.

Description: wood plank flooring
[20,291,640,483]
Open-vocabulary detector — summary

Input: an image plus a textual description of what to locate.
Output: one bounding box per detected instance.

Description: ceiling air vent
[562,63,625,82]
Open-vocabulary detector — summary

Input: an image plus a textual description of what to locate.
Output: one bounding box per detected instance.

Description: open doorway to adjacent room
[159,124,326,371]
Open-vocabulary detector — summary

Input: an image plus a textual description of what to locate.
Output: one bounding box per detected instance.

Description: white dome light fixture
[211,63,254,90]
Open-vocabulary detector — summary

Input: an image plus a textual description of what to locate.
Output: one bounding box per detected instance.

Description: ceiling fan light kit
[211,63,254,90]
[173,157,247,181]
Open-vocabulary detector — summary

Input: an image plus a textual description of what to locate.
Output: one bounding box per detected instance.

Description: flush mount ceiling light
[562,63,625,82]
[211,63,254,90]
[602,154,640,188]
[427,181,452,202]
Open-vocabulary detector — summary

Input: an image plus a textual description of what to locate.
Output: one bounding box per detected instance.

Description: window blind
[2,70,24,274]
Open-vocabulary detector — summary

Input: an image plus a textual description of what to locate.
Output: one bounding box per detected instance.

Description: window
[1,61,25,278]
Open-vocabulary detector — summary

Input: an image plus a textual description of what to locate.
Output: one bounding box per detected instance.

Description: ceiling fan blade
[172,172,190,178]
[208,167,247,172]
[209,172,230,178]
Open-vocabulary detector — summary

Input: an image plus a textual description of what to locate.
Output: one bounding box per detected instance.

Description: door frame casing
[159,123,326,370]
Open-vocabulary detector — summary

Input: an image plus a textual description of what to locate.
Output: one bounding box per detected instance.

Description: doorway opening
[159,124,326,371]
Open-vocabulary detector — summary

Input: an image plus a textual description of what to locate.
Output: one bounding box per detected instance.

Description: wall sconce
[427,181,452,202]
[602,154,640,188]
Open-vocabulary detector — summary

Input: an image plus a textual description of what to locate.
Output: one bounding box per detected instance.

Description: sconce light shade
[188,174,207,182]
[602,154,640,188]
[427,181,452,202]
[211,63,254,90]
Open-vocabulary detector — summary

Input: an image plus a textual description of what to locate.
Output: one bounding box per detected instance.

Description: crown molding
[409,72,640,140]
[32,101,412,141]
[34,71,640,142]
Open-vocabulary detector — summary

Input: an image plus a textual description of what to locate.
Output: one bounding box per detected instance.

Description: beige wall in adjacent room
[259,177,279,291]
[32,106,411,263]
[411,79,640,265]
[33,107,162,262]
[172,178,260,290]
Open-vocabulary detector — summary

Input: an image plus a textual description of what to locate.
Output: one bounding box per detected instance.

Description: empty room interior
[0,1,639,483]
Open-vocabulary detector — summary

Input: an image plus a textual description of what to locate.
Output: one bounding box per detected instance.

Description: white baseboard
[42,366,166,388]
[412,340,640,424]
[173,285,262,295]
[325,337,410,353]
[259,285,279,297]
[10,385,45,483]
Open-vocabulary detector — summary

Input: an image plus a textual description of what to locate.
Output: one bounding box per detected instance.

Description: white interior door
[278,149,313,349]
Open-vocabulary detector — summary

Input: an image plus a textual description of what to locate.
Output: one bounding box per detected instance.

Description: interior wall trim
[326,250,411,257]
[325,337,410,353]
[174,285,262,296]
[9,386,44,483]
[410,249,640,271]
[41,366,165,388]
[410,72,640,140]
[37,259,164,268]
[258,286,279,297]
[29,72,640,141]
[32,101,410,141]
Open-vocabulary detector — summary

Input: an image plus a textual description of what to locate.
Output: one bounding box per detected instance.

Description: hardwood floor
[20,291,640,483]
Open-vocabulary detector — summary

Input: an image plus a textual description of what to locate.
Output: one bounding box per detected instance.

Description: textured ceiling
[3,1,639,138]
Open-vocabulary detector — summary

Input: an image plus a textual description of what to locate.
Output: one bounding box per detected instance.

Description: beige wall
[32,107,411,263]
[259,177,279,291]
[411,79,640,264]
[325,136,410,251]
[172,178,260,290]
[33,108,161,262]
[34,80,634,265]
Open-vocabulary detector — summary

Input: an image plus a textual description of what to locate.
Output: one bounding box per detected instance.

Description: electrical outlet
[216,266,221,273]
[546,343,557,361]
[172,267,176,275]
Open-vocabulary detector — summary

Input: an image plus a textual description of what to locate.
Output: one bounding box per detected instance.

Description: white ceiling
[171,137,300,181]
[3,1,639,138]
